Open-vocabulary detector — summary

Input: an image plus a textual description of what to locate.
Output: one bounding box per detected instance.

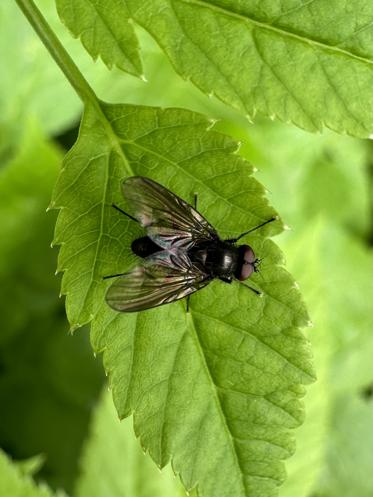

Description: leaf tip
[245,113,255,124]
[69,323,81,334]
[233,141,242,154]
[206,118,218,130]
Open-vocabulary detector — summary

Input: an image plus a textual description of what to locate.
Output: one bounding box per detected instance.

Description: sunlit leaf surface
[52,101,315,497]
[57,0,373,137]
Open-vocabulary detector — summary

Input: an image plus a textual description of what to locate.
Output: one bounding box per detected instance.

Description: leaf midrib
[188,310,247,495]
[73,103,134,323]
[180,0,373,66]
[191,309,314,382]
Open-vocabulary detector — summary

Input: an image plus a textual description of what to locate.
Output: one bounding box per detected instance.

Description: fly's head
[237,245,261,281]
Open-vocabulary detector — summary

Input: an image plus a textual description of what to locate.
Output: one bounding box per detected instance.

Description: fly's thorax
[209,243,240,277]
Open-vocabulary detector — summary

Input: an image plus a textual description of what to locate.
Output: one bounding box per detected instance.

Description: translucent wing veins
[105,250,211,312]
[122,176,218,249]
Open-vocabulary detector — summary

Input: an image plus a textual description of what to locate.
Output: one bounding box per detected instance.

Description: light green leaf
[318,395,373,497]
[0,450,66,497]
[15,455,46,478]
[52,101,315,497]
[279,221,332,497]
[56,0,142,76]
[222,117,370,236]
[320,226,373,395]
[278,219,373,497]
[56,0,373,137]
[76,388,185,497]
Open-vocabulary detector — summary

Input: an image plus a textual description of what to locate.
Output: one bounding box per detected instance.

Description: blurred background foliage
[0,1,372,496]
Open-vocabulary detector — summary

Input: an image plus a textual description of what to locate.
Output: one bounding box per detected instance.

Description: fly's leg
[220,276,261,295]
[225,217,277,244]
[103,272,128,280]
[104,204,138,280]
[238,281,262,296]
[112,204,138,223]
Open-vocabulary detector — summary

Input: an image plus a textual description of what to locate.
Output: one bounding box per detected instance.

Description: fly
[104,176,276,312]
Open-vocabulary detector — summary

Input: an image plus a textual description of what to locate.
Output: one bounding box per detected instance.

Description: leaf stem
[15,0,98,108]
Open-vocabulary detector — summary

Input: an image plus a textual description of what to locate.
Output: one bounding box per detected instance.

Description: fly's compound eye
[239,245,256,281]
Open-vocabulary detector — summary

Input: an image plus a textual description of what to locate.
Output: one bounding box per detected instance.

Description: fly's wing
[105,250,211,312]
[122,176,218,249]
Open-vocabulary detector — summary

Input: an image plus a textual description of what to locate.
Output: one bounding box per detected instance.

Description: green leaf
[15,454,46,478]
[0,306,104,493]
[52,101,315,497]
[277,220,333,497]
[0,121,61,345]
[56,0,142,76]
[76,388,185,497]
[0,122,104,491]
[56,0,373,137]
[278,219,373,497]
[0,450,66,497]
[318,395,373,497]
[223,118,370,236]
[320,227,373,395]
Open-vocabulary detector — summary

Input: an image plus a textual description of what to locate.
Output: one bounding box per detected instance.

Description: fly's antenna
[253,257,264,273]
[112,204,138,223]
[227,216,277,243]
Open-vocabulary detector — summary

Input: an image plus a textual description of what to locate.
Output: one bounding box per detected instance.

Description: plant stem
[16,0,134,175]
[15,0,97,108]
